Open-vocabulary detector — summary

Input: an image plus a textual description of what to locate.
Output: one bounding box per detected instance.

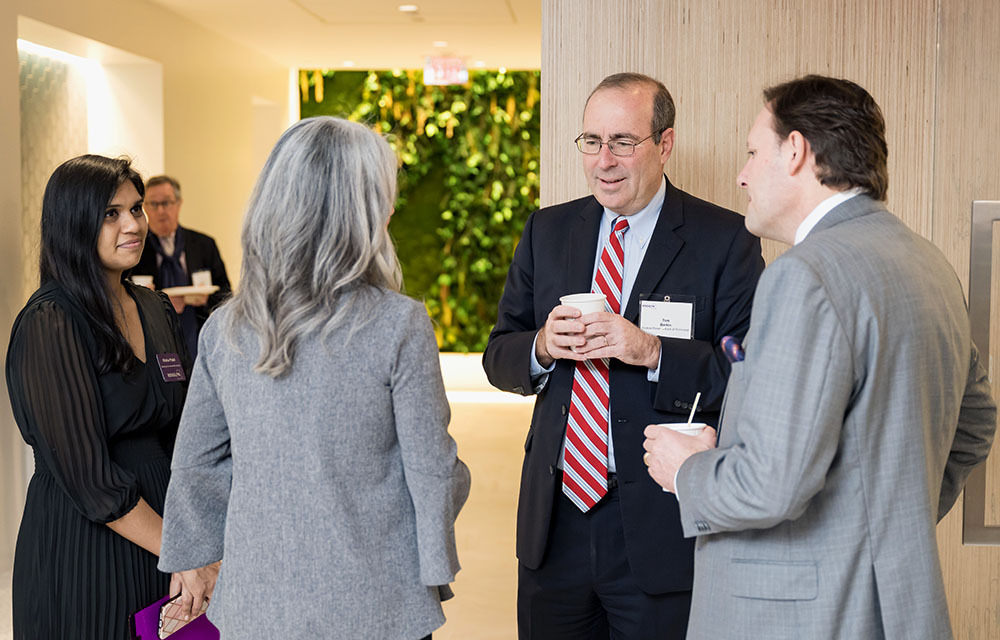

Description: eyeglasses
[574,132,660,157]
[145,200,177,210]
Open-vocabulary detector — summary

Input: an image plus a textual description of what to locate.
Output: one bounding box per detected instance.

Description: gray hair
[146,174,182,200]
[227,116,402,377]
[586,72,675,143]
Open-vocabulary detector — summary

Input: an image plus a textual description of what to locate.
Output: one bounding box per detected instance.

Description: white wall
[89,61,165,177]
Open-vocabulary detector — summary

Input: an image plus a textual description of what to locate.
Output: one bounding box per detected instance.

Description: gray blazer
[676,196,996,639]
[159,289,471,639]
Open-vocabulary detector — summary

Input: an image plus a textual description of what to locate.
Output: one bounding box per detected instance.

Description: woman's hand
[169,561,221,620]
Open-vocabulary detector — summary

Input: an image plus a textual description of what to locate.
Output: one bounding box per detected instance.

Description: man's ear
[658,128,675,164]
[785,130,810,176]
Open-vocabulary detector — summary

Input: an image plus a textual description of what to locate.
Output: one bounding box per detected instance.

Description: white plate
[160,285,219,297]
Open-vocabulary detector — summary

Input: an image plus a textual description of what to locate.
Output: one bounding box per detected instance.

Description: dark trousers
[517,476,691,639]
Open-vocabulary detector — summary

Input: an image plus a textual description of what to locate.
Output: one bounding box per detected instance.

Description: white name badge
[640,299,694,339]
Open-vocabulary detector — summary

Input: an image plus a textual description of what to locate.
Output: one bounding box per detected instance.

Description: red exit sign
[424,57,469,86]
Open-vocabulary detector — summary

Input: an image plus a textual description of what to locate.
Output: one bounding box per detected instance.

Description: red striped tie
[563,216,629,511]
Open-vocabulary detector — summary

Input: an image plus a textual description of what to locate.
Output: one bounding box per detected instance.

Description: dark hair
[40,155,145,374]
[587,72,675,143]
[146,174,182,200]
[763,75,889,201]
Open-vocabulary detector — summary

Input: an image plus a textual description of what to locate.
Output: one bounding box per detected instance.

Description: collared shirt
[794,188,863,245]
[591,176,665,308]
[530,176,667,471]
[159,231,176,256]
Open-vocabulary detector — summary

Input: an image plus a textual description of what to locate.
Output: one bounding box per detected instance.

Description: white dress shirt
[794,188,863,245]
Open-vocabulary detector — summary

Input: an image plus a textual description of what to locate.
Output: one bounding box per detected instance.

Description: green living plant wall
[299,69,540,352]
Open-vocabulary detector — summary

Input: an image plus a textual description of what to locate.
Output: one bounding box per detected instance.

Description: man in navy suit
[483,73,765,638]
[132,175,231,358]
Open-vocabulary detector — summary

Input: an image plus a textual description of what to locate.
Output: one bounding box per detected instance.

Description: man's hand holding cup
[535,294,606,367]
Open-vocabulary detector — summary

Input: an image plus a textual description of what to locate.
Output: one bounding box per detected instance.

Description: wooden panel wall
[542,0,1000,635]
[931,1,1000,636]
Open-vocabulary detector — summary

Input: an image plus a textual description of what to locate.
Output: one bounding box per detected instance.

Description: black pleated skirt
[13,438,172,640]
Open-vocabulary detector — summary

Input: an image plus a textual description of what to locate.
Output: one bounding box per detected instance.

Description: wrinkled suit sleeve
[938,343,996,520]
[393,301,471,585]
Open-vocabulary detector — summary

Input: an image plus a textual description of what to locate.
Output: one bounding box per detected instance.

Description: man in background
[484,72,764,638]
[643,74,997,638]
[134,175,231,358]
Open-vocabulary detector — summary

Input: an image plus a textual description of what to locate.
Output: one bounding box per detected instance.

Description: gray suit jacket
[159,289,470,639]
[676,195,996,639]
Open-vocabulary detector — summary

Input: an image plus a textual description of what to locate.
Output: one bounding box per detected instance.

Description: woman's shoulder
[128,281,171,314]
[376,289,427,315]
[365,289,432,335]
[357,289,438,359]
[15,282,78,326]
[9,283,88,350]
[128,282,181,333]
[196,302,230,343]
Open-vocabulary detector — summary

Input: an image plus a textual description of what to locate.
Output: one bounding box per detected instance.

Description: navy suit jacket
[132,225,232,330]
[483,178,764,593]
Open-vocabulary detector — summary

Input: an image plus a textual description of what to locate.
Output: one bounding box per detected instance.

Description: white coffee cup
[559,293,607,315]
[559,293,606,352]
[654,422,709,492]
[191,269,213,287]
[131,275,154,289]
[658,422,708,437]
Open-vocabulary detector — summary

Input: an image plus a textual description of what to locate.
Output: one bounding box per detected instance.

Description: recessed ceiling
[148,0,541,69]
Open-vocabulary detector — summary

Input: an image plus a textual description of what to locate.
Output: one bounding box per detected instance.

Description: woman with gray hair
[158,116,471,639]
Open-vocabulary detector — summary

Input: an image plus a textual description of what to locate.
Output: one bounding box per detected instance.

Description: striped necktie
[562,216,629,511]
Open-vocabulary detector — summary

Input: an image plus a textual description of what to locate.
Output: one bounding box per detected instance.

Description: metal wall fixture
[965,200,1000,545]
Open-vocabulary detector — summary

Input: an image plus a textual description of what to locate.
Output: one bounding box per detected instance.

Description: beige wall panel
[0,10,25,579]
[933,0,1000,636]
[932,1,1000,283]
[541,0,665,210]
[988,230,1000,524]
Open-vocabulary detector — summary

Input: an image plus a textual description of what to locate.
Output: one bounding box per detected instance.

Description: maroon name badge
[156,353,186,382]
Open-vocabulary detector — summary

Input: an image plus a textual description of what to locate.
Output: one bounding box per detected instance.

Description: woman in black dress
[6,155,190,639]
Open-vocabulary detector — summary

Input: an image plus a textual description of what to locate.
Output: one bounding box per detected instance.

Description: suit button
[673,400,682,408]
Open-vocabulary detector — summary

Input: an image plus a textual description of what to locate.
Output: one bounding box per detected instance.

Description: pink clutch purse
[130,594,220,640]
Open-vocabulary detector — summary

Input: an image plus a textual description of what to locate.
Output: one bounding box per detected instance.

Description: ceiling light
[342,60,356,67]
[474,60,486,68]
[399,4,419,12]
[433,41,448,48]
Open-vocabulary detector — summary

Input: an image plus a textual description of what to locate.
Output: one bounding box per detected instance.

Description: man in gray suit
[642,74,997,638]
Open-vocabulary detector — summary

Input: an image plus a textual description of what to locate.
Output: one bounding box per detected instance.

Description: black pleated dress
[6,281,189,640]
